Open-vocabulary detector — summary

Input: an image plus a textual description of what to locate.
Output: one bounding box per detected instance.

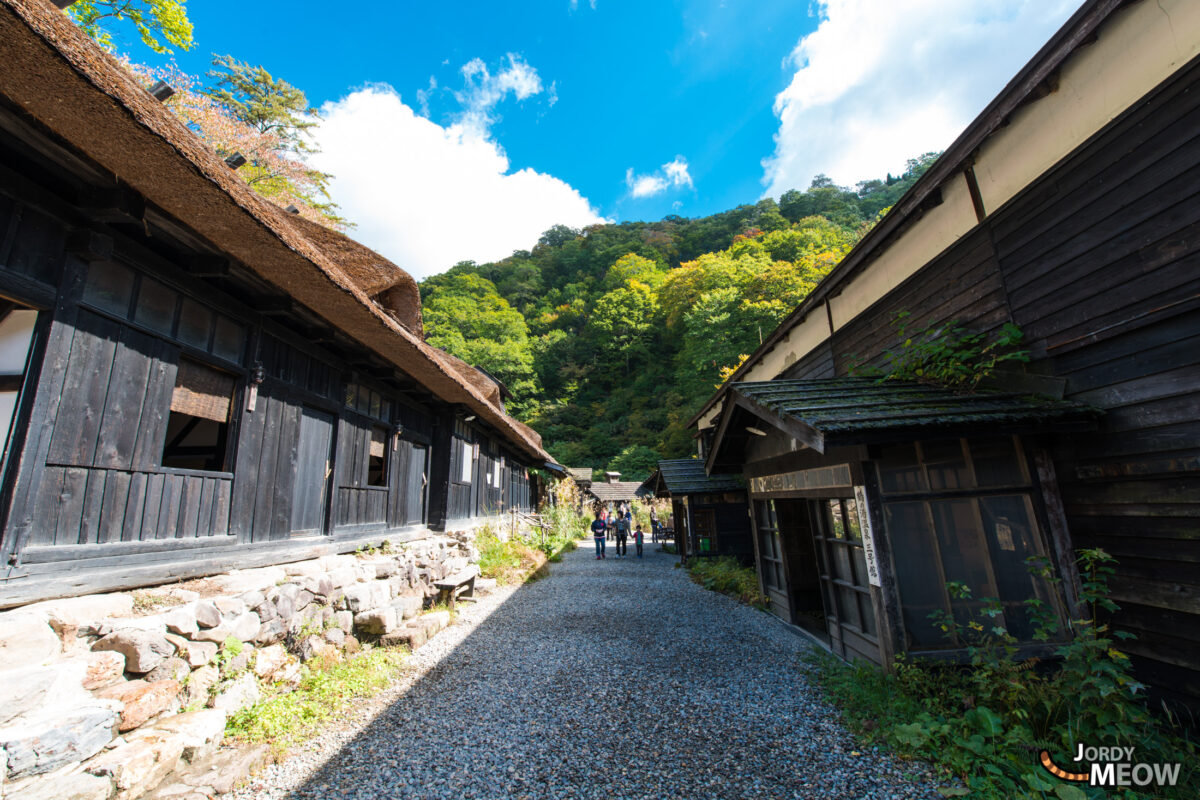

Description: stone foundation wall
[0,531,490,800]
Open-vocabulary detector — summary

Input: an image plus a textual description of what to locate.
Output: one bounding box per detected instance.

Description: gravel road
[231,543,944,800]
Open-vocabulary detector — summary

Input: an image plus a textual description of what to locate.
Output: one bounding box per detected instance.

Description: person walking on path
[591,510,607,559]
[615,512,629,557]
[650,506,659,543]
[633,524,645,558]
[606,509,616,542]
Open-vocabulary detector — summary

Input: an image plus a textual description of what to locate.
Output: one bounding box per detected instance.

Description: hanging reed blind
[171,359,234,422]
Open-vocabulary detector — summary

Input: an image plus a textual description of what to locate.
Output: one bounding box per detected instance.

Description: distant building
[581,471,650,509]
[646,459,752,561]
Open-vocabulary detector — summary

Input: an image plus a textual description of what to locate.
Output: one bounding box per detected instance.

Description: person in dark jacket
[615,512,630,557]
[591,510,607,559]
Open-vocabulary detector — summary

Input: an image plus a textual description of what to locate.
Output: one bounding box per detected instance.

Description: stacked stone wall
[0,531,489,800]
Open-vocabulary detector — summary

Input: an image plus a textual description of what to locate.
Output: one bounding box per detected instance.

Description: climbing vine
[849,312,1030,391]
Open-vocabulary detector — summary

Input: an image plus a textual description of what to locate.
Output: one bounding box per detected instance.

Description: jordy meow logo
[1040,743,1182,788]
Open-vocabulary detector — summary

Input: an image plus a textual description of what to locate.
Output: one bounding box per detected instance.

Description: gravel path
[231,543,944,800]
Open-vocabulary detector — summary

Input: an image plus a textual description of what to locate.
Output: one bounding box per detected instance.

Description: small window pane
[858,594,877,636]
[827,500,846,538]
[837,586,861,629]
[922,440,970,491]
[345,382,358,408]
[369,391,381,420]
[368,427,387,486]
[980,495,1044,639]
[177,299,213,350]
[885,501,944,646]
[930,499,996,610]
[972,436,1026,487]
[133,277,177,334]
[843,497,862,540]
[82,261,135,317]
[878,443,927,494]
[212,316,245,363]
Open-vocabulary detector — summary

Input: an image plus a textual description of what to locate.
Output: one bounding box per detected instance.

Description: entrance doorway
[291,407,335,536]
[753,496,880,662]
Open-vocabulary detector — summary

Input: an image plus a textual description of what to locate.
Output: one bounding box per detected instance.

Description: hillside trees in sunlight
[414,159,941,474]
[420,273,541,416]
[417,164,940,473]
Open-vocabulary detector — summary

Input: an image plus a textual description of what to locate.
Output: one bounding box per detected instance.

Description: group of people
[590,502,645,559]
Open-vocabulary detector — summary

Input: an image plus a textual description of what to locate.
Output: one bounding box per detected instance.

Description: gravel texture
[229,544,944,799]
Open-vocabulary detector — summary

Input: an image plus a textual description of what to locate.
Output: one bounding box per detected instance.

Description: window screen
[162,359,234,471]
[876,436,1061,648]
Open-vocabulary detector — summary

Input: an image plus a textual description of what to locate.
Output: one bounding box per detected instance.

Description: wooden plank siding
[982,56,1200,709]
[759,55,1200,708]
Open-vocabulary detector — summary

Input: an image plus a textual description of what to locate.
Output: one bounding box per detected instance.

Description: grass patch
[686,556,767,609]
[226,645,406,755]
[476,528,549,585]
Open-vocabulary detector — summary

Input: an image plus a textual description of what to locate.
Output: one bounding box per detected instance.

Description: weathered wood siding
[987,56,1200,708]
[771,55,1200,708]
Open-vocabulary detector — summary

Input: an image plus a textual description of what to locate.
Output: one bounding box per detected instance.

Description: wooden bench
[434,565,479,609]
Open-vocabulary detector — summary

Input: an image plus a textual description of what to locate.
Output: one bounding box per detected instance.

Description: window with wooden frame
[875,436,1064,649]
[82,261,246,364]
[367,426,388,487]
[0,303,37,469]
[161,358,234,472]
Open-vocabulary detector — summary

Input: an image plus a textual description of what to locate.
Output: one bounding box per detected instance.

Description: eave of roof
[0,0,548,463]
[709,378,1101,470]
[688,0,1130,429]
[654,459,745,497]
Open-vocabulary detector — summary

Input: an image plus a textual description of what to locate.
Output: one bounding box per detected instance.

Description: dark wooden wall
[770,54,1200,709]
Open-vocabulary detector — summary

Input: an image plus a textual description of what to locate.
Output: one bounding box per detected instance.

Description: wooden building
[693,0,1200,710]
[646,459,752,561]
[0,0,552,607]
[582,471,649,510]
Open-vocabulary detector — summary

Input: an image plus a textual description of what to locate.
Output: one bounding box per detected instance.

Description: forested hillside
[420,155,938,477]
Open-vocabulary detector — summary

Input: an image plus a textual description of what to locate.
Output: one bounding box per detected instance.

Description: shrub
[806,550,1197,799]
[686,556,767,609]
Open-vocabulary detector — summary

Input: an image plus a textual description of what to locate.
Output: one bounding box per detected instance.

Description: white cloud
[455,54,543,133]
[763,0,1079,196]
[311,84,605,279]
[626,155,694,198]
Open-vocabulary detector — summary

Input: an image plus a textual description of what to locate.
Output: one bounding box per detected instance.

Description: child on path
[591,510,607,559]
[633,525,644,558]
[615,513,630,557]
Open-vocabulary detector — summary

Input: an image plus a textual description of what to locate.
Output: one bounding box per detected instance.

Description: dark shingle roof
[566,468,594,485]
[654,459,744,496]
[732,378,1101,449]
[585,482,649,503]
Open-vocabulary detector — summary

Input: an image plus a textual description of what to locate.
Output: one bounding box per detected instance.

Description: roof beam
[732,391,825,454]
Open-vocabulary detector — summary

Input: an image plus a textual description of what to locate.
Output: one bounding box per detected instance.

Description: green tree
[607,444,662,482]
[203,55,341,224]
[67,0,194,54]
[422,274,541,416]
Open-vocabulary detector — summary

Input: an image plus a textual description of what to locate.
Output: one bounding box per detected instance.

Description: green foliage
[807,550,1197,799]
[852,312,1030,391]
[203,55,342,225]
[227,646,406,754]
[686,556,768,609]
[68,0,194,54]
[420,157,942,469]
[607,444,661,482]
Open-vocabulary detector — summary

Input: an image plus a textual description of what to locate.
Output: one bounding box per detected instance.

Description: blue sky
[124,1,1080,277]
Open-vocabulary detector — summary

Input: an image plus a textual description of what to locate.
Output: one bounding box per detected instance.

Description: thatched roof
[283,212,423,337]
[0,0,547,462]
